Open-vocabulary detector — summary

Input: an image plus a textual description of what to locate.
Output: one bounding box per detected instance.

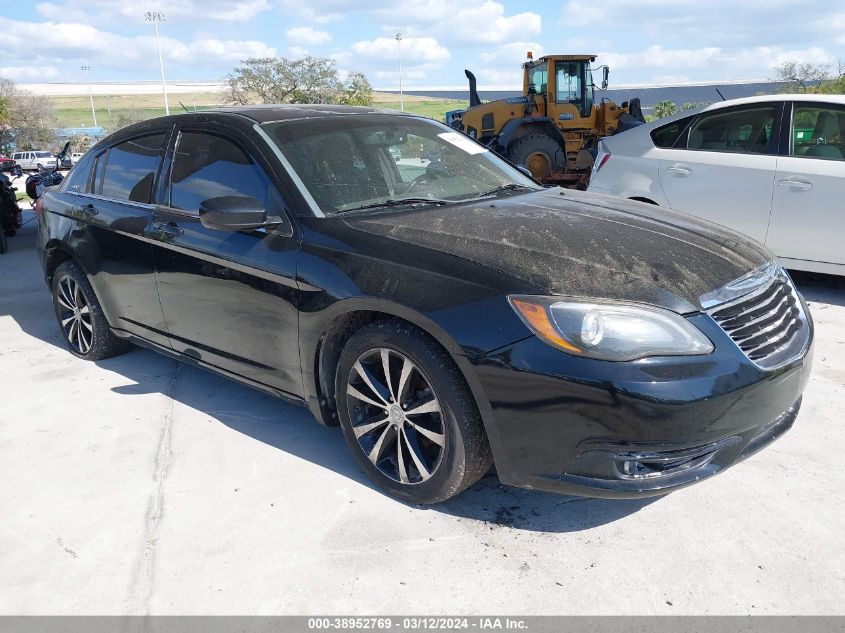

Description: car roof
[199,104,412,124]
[703,93,845,107]
[91,104,422,152]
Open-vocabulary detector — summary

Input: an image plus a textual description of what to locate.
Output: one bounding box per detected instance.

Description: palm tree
[654,100,678,119]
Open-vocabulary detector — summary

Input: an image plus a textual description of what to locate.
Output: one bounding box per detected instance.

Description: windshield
[261,115,539,215]
[526,64,547,95]
[34,151,52,158]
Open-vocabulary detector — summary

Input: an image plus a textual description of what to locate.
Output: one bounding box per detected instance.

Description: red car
[0,156,17,173]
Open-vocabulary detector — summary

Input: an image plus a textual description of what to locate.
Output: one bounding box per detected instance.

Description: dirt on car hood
[343,188,773,314]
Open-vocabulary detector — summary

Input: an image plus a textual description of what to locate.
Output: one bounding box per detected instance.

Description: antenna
[178,101,189,113]
[715,87,726,101]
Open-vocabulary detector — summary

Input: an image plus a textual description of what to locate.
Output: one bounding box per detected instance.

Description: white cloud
[286,26,331,45]
[350,36,450,64]
[36,0,271,22]
[286,46,310,58]
[375,0,541,45]
[0,17,276,73]
[0,65,60,81]
[599,45,835,81]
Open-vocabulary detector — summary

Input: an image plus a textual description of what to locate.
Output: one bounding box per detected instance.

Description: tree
[653,100,678,119]
[338,71,373,106]
[0,78,57,151]
[112,109,148,131]
[773,60,845,94]
[225,56,374,106]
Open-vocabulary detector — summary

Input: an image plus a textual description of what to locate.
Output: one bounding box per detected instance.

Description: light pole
[81,65,97,128]
[145,11,170,115]
[395,33,404,112]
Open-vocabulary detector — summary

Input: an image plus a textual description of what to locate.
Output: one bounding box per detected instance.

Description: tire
[507,133,565,180]
[336,319,493,504]
[36,163,43,171]
[51,260,130,360]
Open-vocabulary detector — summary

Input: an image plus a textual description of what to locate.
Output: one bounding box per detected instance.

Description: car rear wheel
[51,260,130,360]
[336,319,493,504]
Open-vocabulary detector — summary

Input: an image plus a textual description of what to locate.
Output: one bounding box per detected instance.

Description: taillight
[595,151,611,173]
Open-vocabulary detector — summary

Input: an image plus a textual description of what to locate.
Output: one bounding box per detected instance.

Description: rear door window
[686,106,777,154]
[99,134,166,203]
[790,104,845,160]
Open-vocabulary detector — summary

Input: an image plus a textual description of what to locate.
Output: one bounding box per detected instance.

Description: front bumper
[471,313,813,498]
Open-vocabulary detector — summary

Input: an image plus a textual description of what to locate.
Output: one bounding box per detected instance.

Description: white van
[11,150,58,171]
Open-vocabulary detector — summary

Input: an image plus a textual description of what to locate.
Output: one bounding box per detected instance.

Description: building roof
[395,80,804,113]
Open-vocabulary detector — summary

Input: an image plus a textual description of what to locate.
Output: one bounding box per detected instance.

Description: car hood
[341,188,772,314]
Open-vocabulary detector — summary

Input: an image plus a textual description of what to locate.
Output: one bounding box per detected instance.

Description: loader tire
[507,134,565,180]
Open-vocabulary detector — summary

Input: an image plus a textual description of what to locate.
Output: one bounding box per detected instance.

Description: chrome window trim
[252,123,324,218]
[75,192,156,211]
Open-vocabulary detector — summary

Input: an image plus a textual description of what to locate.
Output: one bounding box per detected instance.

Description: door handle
[777,178,812,191]
[152,221,184,238]
[666,165,692,176]
[79,203,98,217]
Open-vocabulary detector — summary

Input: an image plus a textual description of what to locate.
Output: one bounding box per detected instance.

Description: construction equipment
[445,54,645,187]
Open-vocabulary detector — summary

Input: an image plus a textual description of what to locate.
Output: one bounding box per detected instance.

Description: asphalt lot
[1,209,844,615]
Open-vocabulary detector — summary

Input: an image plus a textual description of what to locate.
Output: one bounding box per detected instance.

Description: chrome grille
[706,270,809,370]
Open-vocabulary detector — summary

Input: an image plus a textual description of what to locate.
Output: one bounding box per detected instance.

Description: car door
[657,103,782,243]
[150,124,302,395]
[73,132,172,348]
[766,101,845,268]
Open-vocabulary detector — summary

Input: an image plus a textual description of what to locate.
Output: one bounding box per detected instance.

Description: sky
[1,0,843,89]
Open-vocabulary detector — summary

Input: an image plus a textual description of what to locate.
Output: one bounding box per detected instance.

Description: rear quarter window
[650,116,693,148]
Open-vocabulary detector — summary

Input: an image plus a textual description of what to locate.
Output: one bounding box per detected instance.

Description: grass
[46,91,468,129]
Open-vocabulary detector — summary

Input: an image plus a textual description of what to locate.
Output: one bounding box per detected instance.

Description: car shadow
[790,269,845,308]
[9,221,843,533]
[101,345,659,533]
[3,222,656,533]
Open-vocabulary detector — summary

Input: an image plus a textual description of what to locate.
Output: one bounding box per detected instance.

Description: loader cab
[523,55,598,120]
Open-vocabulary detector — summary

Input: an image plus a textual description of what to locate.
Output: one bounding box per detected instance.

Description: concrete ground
[1,209,844,615]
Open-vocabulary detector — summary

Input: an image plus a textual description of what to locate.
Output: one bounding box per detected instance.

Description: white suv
[11,150,59,171]
[588,94,845,276]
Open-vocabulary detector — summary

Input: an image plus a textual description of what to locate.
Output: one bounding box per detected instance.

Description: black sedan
[35,106,813,503]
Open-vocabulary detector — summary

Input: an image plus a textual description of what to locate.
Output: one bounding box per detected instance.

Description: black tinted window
[651,117,692,148]
[100,134,165,203]
[169,132,275,213]
[687,106,776,154]
[62,156,93,192]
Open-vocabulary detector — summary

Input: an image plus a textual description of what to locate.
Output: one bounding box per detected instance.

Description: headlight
[508,296,713,361]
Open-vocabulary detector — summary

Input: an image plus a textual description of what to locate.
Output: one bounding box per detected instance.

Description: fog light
[621,460,638,476]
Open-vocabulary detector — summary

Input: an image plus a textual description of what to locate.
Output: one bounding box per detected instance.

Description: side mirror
[516,164,533,178]
[199,196,268,230]
[602,67,609,91]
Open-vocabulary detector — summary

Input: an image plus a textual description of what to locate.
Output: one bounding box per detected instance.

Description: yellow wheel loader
[445,54,645,187]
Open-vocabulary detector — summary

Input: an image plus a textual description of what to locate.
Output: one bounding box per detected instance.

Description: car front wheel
[336,319,493,504]
[51,260,130,360]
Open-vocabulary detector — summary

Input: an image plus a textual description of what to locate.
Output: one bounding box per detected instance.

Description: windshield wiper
[463,183,536,201]
[334,197,451,214]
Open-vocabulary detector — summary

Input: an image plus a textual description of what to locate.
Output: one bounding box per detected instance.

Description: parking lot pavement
[1,214,844,616]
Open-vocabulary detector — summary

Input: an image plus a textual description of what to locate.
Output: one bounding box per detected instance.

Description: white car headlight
[509,296,714,361]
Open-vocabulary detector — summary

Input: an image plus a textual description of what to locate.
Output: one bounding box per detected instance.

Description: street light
[145,11,170,115]
[395,33,404,112]
[80,65,97,128]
